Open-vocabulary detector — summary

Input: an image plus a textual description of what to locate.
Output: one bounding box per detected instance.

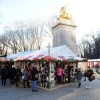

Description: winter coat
[10,67,16,78]
[1,68,7,79]
[75,71,82,80]
[31,68,39,81]
[57,67,63,76]
[85,69,94,81]
[15,68,22,83]
[23,69,28,80]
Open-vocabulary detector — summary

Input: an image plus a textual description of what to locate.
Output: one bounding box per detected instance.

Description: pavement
[0,78,100,100]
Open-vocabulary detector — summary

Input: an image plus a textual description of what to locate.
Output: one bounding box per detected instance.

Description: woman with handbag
[85,66,94,89]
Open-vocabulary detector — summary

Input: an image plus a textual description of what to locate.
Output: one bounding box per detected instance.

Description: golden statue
[58,6,71,20]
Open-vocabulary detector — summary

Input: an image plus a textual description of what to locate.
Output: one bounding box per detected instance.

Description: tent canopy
[6,45,87,62]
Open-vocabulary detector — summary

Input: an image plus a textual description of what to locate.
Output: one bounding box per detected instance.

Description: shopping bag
[90,75,95,80]
[22,75,25,79]
[35,74,38,78]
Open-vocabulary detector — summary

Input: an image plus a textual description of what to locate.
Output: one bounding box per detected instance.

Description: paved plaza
[0,78,100,100]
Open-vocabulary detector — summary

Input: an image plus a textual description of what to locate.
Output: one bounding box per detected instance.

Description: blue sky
[0,0,100,42]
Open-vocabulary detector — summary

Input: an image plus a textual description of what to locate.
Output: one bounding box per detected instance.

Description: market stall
[6,45,87,89]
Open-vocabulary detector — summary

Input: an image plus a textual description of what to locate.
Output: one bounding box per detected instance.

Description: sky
[0,0,100,44]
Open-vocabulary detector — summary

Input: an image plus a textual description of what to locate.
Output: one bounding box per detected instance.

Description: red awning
[33,55,44,61]
[14,57,24,61]
[23,55,33,60]
[83,58,88,61]
[42,55,57,61]
[58,56,70,62]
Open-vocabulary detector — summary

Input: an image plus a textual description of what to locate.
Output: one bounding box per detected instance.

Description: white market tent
[7,50,37,60]
[6,45,87,62]
[28,45,84,61]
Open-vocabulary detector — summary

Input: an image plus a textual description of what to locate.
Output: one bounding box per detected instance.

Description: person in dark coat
[1,66,7,86]
[10,65,16,84]
[31,66,39,92]
[84,66,94,89]
[67,65,71,83]
[15,66,22,87]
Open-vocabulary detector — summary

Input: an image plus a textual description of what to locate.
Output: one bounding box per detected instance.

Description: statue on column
[58,6,71,20]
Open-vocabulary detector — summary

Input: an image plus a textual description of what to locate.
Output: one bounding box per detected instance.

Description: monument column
[52,6,78,54]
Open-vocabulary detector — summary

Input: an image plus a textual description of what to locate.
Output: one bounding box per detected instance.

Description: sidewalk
[0,79,100,100]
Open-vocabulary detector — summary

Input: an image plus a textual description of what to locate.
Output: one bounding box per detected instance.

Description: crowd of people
[55,64,74,84]
[0,63,40,92]
[0,62,95,92]
[74,66,95,88]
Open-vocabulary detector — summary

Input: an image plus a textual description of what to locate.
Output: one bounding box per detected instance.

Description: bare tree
[0,43,5,55]
[44,16,57,40]
[78,31,100,59]
[12,21,28,52]
[0,33,10,55]
[0,16,58,54]
[1,23,27,53]
[25,25,36,50]
[0,19,46,53]
[4,29,18,53]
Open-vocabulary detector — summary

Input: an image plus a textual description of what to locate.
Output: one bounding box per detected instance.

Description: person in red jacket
[57,65,63,84]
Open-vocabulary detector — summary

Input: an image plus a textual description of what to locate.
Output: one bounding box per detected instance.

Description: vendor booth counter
[35,62,76,90]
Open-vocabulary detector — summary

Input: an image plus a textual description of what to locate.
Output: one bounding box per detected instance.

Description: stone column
[52,18,78,54]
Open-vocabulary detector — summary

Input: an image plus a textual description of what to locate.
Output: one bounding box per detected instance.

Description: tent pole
[48,42,50,55]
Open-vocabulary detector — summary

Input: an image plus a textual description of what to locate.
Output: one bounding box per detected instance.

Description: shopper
[15,66,22,87]
[10,65,16,84]
[1,66,7,86]
[74,68,83,88]
[67,65,71,83]
[84,66,94,89]
[57,66,63,84]
[23,66,29,88]
[63,66,68,82]
[31,66,39,92]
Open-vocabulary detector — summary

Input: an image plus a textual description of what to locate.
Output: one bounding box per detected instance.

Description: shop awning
[6,45,87,63]
[41,55,57,61]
